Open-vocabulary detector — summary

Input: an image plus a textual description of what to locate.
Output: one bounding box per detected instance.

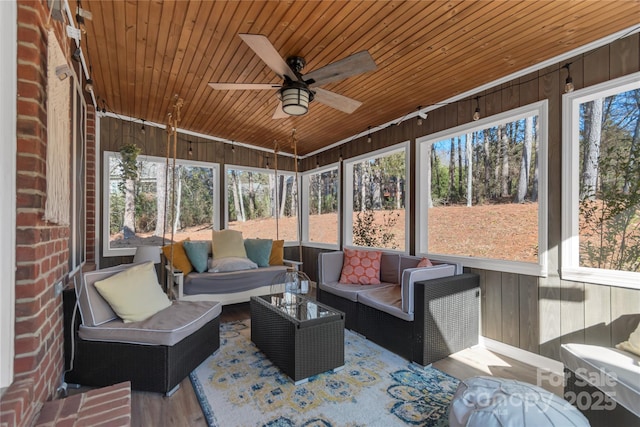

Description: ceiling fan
[208,34,377,118]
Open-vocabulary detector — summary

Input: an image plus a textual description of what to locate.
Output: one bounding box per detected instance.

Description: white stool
[449,376,589,427]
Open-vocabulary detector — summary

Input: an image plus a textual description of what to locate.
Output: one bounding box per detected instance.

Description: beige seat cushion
[79,301,222,346]
[319,281,396,302]
[358,285,414,322]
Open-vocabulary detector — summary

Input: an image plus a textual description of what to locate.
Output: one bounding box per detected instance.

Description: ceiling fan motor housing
[280,56,315,115]
[280,79,314,116]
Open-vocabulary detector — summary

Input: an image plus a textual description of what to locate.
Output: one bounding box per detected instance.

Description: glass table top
[256,292,341,323]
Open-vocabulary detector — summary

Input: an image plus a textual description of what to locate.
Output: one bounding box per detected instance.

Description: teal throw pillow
[244,239,273,268]
[183,241,210,273]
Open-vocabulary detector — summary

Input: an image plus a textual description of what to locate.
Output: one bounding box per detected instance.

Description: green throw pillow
[244,239,273,267]
[183,241,210,273]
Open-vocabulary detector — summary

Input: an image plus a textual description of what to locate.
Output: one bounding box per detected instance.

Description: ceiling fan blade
[208,83,281,90]
[272,101,289,119]
[313,87,362,114]
[239,34,297,80]
[306,51,376,87]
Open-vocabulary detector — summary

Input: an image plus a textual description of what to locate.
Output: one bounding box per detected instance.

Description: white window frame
[343,142,410,253]
[0,0,16,391]
[103,152,220,257]
[69,73,87,276]
[416,101,549,276]
[561,72,640,289]
[224,164,299,244]
[301,162,341,249]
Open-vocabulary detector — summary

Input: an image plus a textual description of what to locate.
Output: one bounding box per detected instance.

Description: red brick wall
[0,1,96,426]
[34,382,131,427]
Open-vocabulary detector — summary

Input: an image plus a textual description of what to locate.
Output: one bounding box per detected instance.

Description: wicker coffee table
[250,292,345,384]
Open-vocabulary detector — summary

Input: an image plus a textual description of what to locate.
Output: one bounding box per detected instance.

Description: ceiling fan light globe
[281,87,310,116]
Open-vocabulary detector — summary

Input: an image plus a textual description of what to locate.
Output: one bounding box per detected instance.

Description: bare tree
[623,92,640,194]
[279,175,287,218]
[581,98,603,200]
[118,143,140,239]
[457,136,463,198]
[317,174,322,215]
[248,172,256,215]
[154,162,166,236]
[531,119,539,202]
[514,116,533,203]
[427,144,434,208]
[123,178,135,238]
[172,167,182,234]
[372,161,382,209]
[231,170,244,222]
[449,138,456,201]
[432,145,441,203]
[483,130,491,201]
[499,124,510,198]
[268,173,276,217]
[361,164,368,211]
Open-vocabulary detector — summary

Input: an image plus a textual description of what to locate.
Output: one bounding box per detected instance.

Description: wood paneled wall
[98,119,297,267]
[303,33,640,362]
[98,33,640,362]
[468,268,640,361]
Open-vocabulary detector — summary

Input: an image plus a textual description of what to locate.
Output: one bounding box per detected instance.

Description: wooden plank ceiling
[83,1,640,156]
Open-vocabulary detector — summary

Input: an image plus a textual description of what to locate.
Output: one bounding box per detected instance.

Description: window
[0,0,16,391]
[417,101,548,276]
[562,72,640,289]
[104,152,219,256]
[344,143,408,251]
[301,164,340,247]
[69,77,86,274]
[225,166,298,242]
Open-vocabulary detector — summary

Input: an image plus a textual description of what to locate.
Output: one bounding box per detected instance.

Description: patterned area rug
[190,321,459,427]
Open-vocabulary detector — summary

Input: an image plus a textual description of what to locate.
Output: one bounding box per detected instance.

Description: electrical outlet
[54,281,64,297]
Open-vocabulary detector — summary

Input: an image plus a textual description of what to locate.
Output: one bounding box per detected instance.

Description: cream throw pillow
[212,229,247,259]
[94,262,171,323]
[616,322,640,356]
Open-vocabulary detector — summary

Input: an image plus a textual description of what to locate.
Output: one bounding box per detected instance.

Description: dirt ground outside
[110,203,539,263]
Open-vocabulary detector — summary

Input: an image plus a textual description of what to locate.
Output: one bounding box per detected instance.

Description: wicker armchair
[356,273,480,364]
[63,264,221,396]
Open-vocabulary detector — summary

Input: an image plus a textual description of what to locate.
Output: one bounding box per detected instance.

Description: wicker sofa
[317,251,480,364]
[64,262,221,395]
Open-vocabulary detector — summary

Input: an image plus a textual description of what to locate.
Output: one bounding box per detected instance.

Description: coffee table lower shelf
[250,294,345,384]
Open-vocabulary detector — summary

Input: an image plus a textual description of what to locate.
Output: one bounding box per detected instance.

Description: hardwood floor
[124,300,563,427]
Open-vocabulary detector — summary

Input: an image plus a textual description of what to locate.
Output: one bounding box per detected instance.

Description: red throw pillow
[339,249,382,285]
[417,257,433,267]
